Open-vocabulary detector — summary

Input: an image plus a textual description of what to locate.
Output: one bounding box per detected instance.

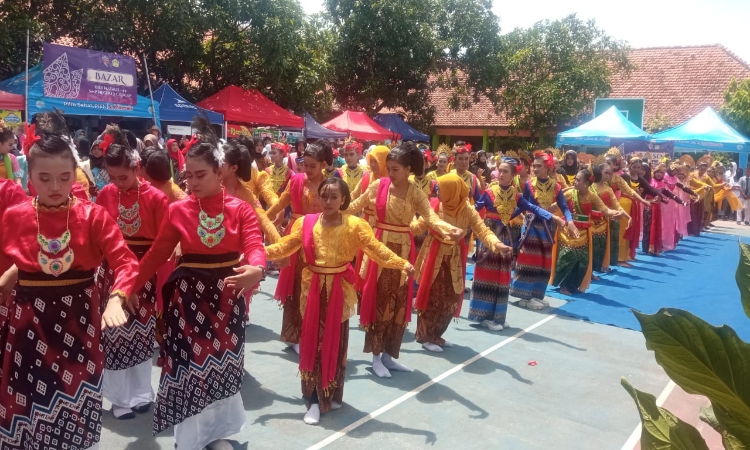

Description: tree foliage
[722,78,750,138]
[647,112,675,134]
[500,14,632,140]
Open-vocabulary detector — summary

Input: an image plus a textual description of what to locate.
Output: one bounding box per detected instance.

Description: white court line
[619,380,677,450]
[305,314,559,450]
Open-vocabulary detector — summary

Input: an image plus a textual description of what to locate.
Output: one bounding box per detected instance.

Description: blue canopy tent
[651,107,750,156]
[556,106,650,147]
[373,113,430,142]
[0,64,159,122]
[152,83,223,124]
[304,112,347,140]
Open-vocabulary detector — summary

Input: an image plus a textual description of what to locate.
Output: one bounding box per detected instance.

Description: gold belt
[178,259,240,269]
[308,264,348,275]
[375,222,411,233]
[18,277,93,287]
[364,208,376,217]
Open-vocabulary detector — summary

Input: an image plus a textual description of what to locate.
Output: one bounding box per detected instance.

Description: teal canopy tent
[556,106,650,147]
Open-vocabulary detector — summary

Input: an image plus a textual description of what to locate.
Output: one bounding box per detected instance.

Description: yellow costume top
[75,167,91,200]
[234,182,282,243]
[155,179,187,203]
[341,165,369,197]
[609,172,639,198]
[409,172,437,198]
[265,164,292,195]
[241,165,278,209]
[265,214,409,320]
[265,175,322,220]
[344,178,454,284]
[413,202,500,295]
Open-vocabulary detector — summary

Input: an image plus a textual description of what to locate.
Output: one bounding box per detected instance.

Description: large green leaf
[621,378,709,450]
[736,241,750,320]
[634,309,750,444]
[699,405,746,450]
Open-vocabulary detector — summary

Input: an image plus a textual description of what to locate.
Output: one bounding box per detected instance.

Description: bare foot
[618,262,633,268]
[591,275,600,281]
[560,286,572,295]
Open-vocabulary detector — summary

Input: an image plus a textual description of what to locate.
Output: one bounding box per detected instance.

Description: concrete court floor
[99,225,750,450]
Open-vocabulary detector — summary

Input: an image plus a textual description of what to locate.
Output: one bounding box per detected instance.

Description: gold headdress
[577,152,592,165]
[679,154,695,169]
[697,154,713,167]
[504,150,520,160]
[517,150,532,164]
[606,147,622,160]
[436,143,451,158]
[547,147,562,160]
[591,153,607,168]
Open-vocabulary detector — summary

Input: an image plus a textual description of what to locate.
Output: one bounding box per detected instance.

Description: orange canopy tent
[196,85,303,128]
[0,90,24,111]
[322,110,399,141]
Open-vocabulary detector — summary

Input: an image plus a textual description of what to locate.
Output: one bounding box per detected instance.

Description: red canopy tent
[322,111,399,141]
[0,90,24,111]
[196,85,303,128]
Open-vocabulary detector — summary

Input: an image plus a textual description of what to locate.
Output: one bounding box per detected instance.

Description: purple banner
[43,43,137,105]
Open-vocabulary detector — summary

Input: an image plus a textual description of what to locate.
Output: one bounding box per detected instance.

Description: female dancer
[265,142,333,354]
[339,140,368,198]
[511,152,577,310]
[345,143,460,377]
[651,163,692,252]
[0,121,22,185]
[590,163,629,272]
[266,141,294,195]
[80,138,110,201]
[95,125,168,419]
[613,158,660,262]
[130,139,265,450]
[266,177,413,424]
[508,152,531,259]
[0,112,137,450]
[640,164,683,256]
[551,169,621,295]
[414,173,511,352]
[433,151,450,178]
[470,160,565,330]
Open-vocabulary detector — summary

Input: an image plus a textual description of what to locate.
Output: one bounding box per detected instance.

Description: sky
[298,0,750,64]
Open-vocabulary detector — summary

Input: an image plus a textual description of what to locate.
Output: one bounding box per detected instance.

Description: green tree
[646,112,675,134]
[324,0,506,129]
[0,0,46,81]
[500,14,632,141]
[721,77,750,138]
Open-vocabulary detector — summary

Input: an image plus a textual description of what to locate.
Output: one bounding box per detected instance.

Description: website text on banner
[42,43,138,106]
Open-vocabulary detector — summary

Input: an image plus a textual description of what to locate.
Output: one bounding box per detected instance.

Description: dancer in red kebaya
[130,129,265,450]
[0,111,137,450]
[95,125,169,420]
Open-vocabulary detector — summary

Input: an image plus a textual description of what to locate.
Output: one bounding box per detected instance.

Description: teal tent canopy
[556,106,650,147]
[651,107,750,155]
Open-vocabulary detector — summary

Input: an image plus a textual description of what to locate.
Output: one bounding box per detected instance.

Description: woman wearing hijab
[470,150,492,185]
[559,150,578,190]
[413,173,511,352]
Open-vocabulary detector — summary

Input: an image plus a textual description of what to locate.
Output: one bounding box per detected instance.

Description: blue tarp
[556,106,650,147]
[0,64,159,121]
[152,84,223,124]
[373,113,430,142]
[304,112,347,140]
[651,107,750,155]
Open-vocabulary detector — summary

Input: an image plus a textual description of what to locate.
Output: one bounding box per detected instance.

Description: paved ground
[100,224,747,450]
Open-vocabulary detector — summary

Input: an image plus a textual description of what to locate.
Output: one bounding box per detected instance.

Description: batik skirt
[591,219,608,273]
[416,257,462,347]
[510,215,556,301]
[0,270,103,450]
[609,219,620,266]
[153,253,246,443]
[551,228,592,293]
[469,219,513,325]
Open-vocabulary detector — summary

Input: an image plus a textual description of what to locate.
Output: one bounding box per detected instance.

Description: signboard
[0,110,22,126]
[594,98,645,129]
[43,43,138,105]
[166,125,193,136]
[227,124,253,138]
[253,128,280,140]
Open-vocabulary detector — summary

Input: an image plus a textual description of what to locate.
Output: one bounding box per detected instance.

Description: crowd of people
[0,113,741,450]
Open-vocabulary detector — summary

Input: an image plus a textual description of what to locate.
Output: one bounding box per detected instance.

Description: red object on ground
[322,110,400,141]
[528,361,538,366]
[196,85,304,128]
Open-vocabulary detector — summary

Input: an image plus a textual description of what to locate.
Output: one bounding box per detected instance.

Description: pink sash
[360,179,415,329]
[299,214,355,393]
[274,174,307,302]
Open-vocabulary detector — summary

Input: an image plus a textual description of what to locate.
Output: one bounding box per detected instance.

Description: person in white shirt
[738,167,750,225]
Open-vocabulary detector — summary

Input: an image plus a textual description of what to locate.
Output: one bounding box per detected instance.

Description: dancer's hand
[102,296,128,330]
[170,243,182,261]
[225,265,264,296]
[0,265,18,306]
[126,293,140,314]
[404,263,415,278]
[567,221,580,239]
[495,242,512,257]
[447,227,466,242]
[552,216,566,229]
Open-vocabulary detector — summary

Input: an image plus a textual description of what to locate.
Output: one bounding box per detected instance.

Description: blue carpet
[545,233,750,340]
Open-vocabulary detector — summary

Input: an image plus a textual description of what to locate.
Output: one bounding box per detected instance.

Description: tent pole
[142,53,158,128]
[24,28,30,121]
[224,121,228,140]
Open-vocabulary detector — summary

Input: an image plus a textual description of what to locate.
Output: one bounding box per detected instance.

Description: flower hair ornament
[343,139,363,154]
[99,133,116,155]
[23,123,41,157]
[453,142,472,154]
[271,142,290,155]
[533,151,555,170]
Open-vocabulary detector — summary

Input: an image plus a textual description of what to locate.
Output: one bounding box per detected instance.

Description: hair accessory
[23,123,40,157]
[589,174,595,182]
[343,139,363,154]
[271,142,290,155]
[453,143,472,154]
[100,134,115,155]
[533,151,555,170]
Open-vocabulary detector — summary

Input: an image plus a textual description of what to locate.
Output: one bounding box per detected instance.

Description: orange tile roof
[431,45,750,130]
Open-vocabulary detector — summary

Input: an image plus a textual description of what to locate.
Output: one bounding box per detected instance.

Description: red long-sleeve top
[0,179,28,217]
[96,180,169,240]
[133,191,266,292]
[0,199,139,296]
